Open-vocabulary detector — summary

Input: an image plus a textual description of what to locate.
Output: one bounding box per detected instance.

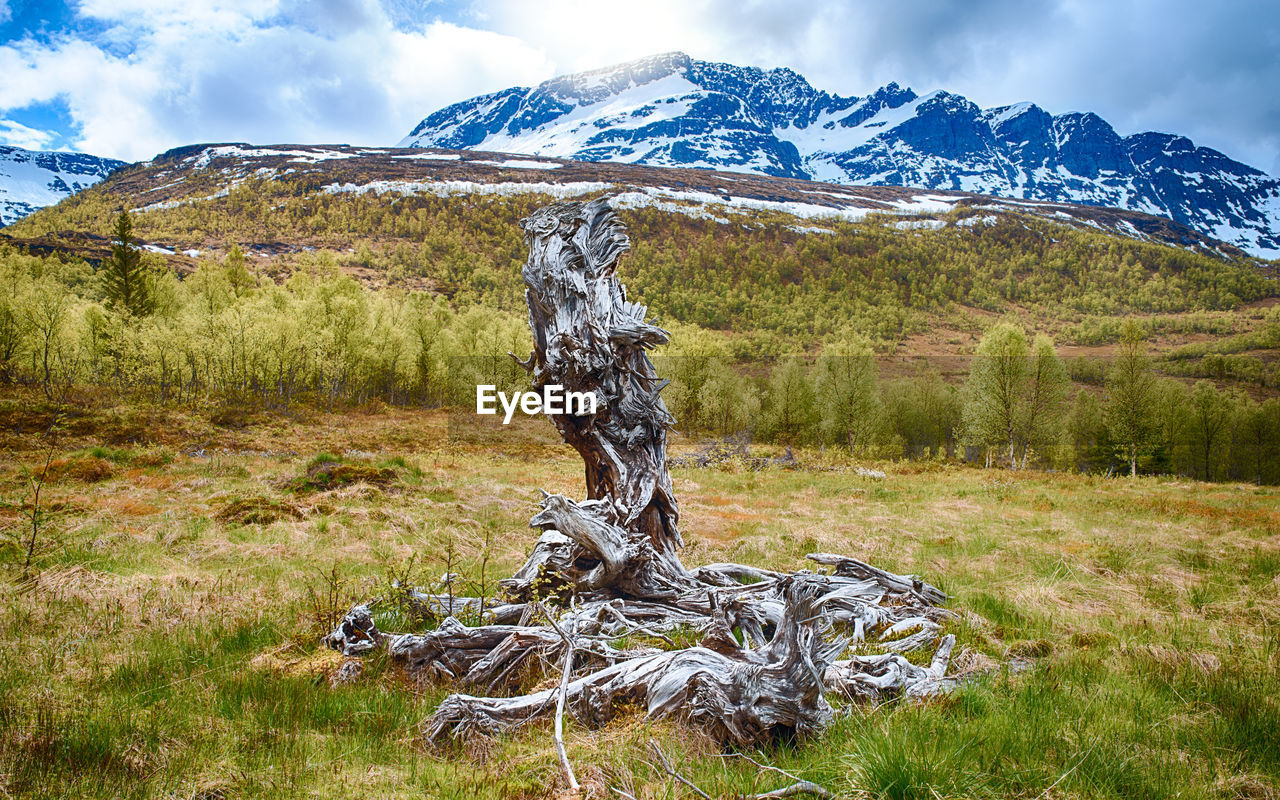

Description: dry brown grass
[39,455,115,483]
[1,400,1277,798]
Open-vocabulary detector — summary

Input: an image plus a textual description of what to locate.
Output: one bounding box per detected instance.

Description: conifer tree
[102,211,155,317]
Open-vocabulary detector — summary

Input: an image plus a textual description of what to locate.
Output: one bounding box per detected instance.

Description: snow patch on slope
[458,73,702,159]
[0,145,123,225]
[471,159,563,170]
[321,179,611,199]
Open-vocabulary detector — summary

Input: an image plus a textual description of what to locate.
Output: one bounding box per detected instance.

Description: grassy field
[1,395,1277,799]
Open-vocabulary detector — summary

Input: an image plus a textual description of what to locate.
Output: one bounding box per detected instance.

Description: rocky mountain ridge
[400,52,1280,258]
[0,145,124,226]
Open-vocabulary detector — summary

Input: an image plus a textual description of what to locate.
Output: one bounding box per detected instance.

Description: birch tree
[764,357,817,446]
[962,322,1029,468]
[1104,322,1157,476]
[815,330,879,454]
[1016,333,1069,469]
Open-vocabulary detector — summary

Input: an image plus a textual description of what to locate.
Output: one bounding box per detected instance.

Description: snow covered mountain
[400,52,1280,258]
[0,145,125,226]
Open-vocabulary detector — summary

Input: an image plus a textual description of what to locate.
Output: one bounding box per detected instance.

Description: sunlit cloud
[0,0,554,160]
[0,0,1274,173]
[0,118,56,150]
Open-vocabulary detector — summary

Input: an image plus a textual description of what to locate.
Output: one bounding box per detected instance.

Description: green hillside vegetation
[10,172,1276,345]
[1,227,1277,483]
[3,177,1278,483]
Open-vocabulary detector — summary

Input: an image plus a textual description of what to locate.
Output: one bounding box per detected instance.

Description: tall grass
[0,406,1276,798]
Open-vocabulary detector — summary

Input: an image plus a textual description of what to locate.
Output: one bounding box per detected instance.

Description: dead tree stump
[327,198,957,749]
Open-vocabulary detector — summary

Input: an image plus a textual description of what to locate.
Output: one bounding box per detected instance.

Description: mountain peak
[874,82,917,104]
[983,102,1040,127]
[399,55,1280,257]
[562,51,692,88]
[0,145,125,226]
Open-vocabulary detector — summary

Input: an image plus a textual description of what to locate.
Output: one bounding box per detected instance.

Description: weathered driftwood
[806,552,946,605]
[327,198,957,759]
[825,634,958,700]
[425,576,850,746]
[519,201,681,542]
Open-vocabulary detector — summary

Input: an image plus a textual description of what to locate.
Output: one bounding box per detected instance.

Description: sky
[1,0,1277,175]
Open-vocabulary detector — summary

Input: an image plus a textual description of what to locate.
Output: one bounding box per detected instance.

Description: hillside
[2,139,1277,472]
[400,52,1280,258]
[6,142,1274,346]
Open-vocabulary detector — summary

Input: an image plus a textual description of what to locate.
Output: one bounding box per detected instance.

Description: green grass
[0,403,1277,798]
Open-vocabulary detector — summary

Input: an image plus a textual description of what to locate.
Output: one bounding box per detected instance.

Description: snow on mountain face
[0,146,125,226]
[400,52,1280,258]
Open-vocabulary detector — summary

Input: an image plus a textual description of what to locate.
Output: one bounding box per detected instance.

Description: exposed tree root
[325,198,960,762]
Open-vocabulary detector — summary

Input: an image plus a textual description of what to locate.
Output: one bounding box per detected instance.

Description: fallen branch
[547,604,580,794]
[646,739,711,800]
[745,781,833,799]
[714,751,832,799]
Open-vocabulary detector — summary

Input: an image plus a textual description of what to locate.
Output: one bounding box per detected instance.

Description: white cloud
[473,0,722,75]
[0,0,1275,174]
[0,118,56,150]
[0,0,554,161]
[471,0,1280,174]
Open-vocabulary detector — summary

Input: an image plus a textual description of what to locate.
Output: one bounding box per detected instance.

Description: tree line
[656,319,1280,484]
[2,212,1276,484]
[12,178,1277,353]
[0,214,529,409]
